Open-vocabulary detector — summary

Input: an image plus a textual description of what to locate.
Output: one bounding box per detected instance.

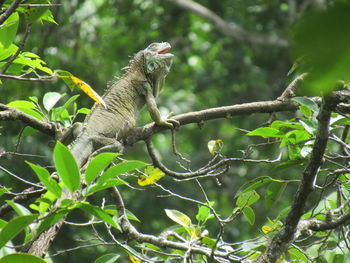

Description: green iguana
[27,42,178,257]
[68,42,178,167]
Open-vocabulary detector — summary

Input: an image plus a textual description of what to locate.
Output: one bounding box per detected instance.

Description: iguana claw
[157,112,180,128]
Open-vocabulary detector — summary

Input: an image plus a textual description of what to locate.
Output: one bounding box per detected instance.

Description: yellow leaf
[165,209,191,227]
[137,166,165,186]
[58,71,106,109]
[129,255,141,263]
[207,139,223,155]
[262,225,274,234]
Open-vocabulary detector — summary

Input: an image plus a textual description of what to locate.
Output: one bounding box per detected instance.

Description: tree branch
[166,0,288,47]
[109,187,241,262]
[0,0,21,25]
[145,137,280,180]
[253,94,339,263]
[0,187,44,217]
[0,73,55,81]
[125,99,299,146]
[0,103,56,137]
[278,73,308,100]
[302,209,350,232]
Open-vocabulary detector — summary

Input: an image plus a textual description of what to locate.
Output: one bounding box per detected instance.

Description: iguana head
[142,42,174,97]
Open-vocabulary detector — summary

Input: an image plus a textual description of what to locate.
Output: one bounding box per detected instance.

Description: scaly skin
[70,42,177,167]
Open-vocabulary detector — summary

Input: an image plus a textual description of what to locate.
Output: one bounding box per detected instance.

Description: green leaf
[236,190,260,208]
[7,100,43,120]
[5,201,31,216]
[78,203,120,231]
[0,12,19,48]
[93,253,120,263]
[26,161,62,198]
[196,205,211,223]
[38,190,57,214]
[77,107,90,115]
[35,210,67,237]
[98,160,147,184]
[53,141,80,192]
[23,0,50,24]
[299,105,312,118]
[165,209,192,227]
[85,152,120,185]
[21,126,38,137]
[271,120,304,131]
[289,247,309,262]
[299,120,317,135]
[84,178,128,197]
[332,254,344,263]
[0,253,47,263]
[0,219,7,228]
[5,201,32,238]
[40,9,58,25]
[283,129,311,145]
[292,97,319,113]
[7,100,35,109]
[277,206,291,220]
[51,94,79,120]
[247,127,284,138]
[235,176,273,198]
[0,44,18,61]
[201,236,217,249]
[0,188,11,197]
[242,206,255,225]
[104,205,140,222]
[125,209,141,223]
[42,92,64,111]
[0,215,38,249]
[264,182,287,209]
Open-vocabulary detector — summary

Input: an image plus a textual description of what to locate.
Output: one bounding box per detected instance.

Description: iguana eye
[148,43,158,52]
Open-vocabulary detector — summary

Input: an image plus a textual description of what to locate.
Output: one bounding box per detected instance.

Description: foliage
[1,1,350,263]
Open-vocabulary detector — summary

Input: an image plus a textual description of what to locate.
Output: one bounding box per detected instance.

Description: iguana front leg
[145,83,179,127]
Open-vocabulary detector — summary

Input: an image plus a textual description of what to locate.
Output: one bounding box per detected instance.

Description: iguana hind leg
[88,135,124,161]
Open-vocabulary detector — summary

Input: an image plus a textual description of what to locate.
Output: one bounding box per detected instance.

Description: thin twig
[0,73,55,81]
[0,165,43,188]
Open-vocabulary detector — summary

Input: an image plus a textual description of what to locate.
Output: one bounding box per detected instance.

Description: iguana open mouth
[158,47,170,54]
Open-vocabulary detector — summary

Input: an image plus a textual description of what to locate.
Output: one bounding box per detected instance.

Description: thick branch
[166,0,288,47]
[0,103,55,136]
[299,210,350,233]
[254,95,338,263]
[125,99,299,146]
